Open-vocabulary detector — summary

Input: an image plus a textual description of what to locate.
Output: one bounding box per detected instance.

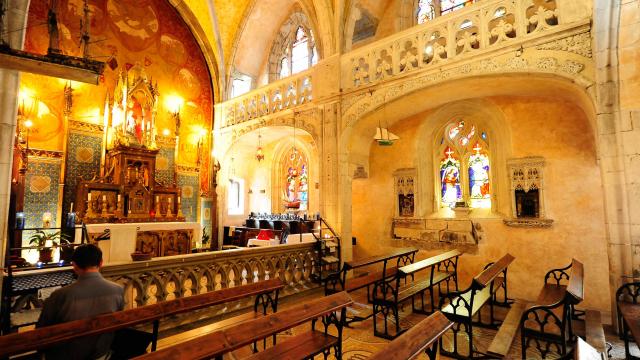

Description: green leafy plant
[28,230,70,248]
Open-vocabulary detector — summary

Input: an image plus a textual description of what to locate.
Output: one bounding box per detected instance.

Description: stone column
[0,0,30,297]
[592,0,640,327]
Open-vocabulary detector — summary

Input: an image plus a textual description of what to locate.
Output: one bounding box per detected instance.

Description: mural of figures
[440,147,461,207]
[22,0,213,192]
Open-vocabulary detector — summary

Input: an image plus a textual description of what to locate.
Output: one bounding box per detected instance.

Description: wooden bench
[324,247,418,298]
[367,311,453,360]
[520,259,584,359]
[439,253,515,359]
[372,249,461,339]
[0,279,283,358]
[617,281,640,360]
[133,291,353,360]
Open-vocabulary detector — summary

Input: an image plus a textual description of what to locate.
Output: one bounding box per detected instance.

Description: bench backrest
[473,253,515,289]
[566,259,584,302]
[399,249,462,276]
[134,291,354,360]
[0,279,284,358]
[344,247,418,270]
[367,311,453,360]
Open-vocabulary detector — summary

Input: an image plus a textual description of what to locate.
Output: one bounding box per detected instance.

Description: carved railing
[342,0,573,90]
[217,70,313,129]
[101,242,318,309]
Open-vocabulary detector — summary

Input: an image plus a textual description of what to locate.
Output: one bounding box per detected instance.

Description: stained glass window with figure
[441,0,476,15]
[468,143,491,208]
[440,147,462,207]
[283,147,309,211]
[438,119,491,209]
[417,0,436,24]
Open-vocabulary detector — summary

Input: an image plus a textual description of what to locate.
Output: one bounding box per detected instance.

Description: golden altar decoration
[76,64,184,224]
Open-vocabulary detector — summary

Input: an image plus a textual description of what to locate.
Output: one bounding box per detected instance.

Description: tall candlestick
[88,192,91,201]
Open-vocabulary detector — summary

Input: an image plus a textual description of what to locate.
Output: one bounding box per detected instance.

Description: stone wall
[352,96,611,314]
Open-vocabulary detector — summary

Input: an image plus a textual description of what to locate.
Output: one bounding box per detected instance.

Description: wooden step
[487,300,529,358]
[322,256,339,264]
[584,310,607,355]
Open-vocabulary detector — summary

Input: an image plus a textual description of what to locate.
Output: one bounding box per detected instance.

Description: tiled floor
[165,287,639,360]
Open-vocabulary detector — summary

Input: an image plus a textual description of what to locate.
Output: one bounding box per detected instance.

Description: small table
[247,238,280,247]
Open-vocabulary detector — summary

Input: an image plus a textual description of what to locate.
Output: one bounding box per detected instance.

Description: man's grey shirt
[37,272,124,360]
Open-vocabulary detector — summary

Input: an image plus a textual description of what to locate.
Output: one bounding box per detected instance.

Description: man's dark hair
[71,244,103,269]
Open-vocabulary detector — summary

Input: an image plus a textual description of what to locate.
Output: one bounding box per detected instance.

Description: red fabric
[257,230,273,240]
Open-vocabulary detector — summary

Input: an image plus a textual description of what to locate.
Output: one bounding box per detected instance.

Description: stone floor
[192,287,639,360]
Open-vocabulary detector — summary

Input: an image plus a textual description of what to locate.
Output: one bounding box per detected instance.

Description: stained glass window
[441,0,476,15]
[283,147,309,211]
[468,143,491,208]
[291,27,309,74]
[438,119,491,209]
[280,57,290,78]
[440,147,462,207]
[417,0,436,24]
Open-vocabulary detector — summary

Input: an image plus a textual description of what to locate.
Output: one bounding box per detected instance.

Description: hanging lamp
[255,129,264,161]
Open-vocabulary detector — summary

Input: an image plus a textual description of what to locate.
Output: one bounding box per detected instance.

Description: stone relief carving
[394,168,416,218]
[536,32,592,58]
[505,156,553,227]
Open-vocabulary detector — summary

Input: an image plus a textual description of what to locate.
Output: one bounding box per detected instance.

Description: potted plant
[28,230,70,264]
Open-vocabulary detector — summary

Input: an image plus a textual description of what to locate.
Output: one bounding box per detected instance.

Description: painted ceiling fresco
[21,0,213,191]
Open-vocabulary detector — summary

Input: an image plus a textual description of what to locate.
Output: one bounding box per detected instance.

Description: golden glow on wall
[22,0,214,192]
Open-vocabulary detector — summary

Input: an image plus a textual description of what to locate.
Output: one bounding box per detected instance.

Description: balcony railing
[217,69,312,129]
[342,0,569,90]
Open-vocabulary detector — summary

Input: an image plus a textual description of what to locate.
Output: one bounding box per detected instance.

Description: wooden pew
[584,310,607,357]
[616,281,640,360]
[520,259,584,359]
[368,311,453,360]
[0,279,283,358]
[324,247,418,298]
[440,253,515,359]
[372,249,461,339]
[133,291,353,360]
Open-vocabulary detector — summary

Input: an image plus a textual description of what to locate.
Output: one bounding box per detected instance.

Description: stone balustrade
[217,69,312,129]
[341,0,572,91]
[100,242,317,309]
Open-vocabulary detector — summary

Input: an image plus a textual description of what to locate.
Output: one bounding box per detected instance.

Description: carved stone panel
[394,168,416,218]
[505,157,553,227]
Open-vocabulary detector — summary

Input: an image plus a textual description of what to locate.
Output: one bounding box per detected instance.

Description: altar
[78,222,202,263]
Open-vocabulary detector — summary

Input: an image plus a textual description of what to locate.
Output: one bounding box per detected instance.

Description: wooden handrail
[0,279,283,357]
[368,311,453,360]
[473,253,514,288]
[399,249,461,276]
[134,291,354,360]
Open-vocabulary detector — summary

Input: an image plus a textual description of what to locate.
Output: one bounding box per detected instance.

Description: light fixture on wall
[255,129,265,162]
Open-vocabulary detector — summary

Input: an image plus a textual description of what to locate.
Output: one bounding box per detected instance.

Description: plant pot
[39,248,53,263]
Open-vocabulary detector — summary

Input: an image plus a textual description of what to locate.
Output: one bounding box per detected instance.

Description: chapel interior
[0,0,639,359]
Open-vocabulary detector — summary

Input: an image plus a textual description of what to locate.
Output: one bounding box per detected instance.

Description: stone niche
[393,217,484,249]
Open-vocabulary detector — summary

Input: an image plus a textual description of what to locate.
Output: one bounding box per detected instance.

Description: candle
[70,202,74,212]
[177,196,181,204]
[102,195,106,202]
[155,195,159,202]
[88,192,91,201]
[117,194,121,203]
[169,198,172,203]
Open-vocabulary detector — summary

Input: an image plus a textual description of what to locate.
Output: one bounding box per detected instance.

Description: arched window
[283,147,309,211]
[268,11,318,82]
[417,0,436,24]
[438,119,491,209]
[415,0,478,25]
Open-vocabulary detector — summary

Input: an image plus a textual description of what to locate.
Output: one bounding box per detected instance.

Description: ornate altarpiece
[504,157,553,227]
[75,65,184,224]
